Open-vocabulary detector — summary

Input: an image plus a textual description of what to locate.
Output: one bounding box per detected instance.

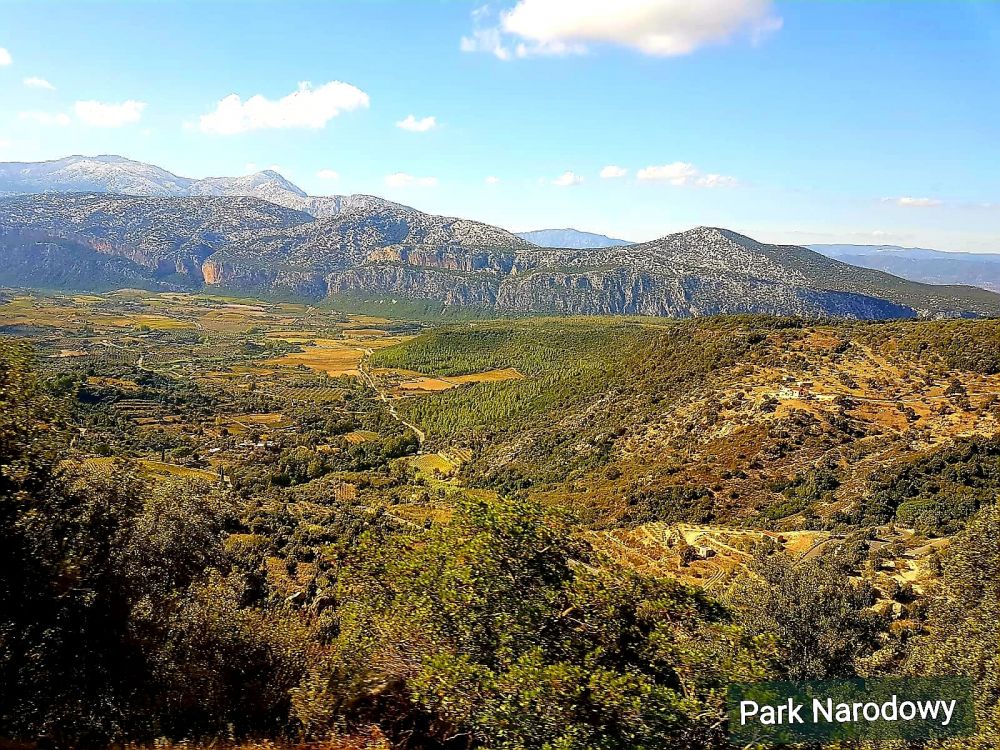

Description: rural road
[359,348,426,450]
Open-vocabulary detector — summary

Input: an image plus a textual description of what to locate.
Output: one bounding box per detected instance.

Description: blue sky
[2,0,999,251]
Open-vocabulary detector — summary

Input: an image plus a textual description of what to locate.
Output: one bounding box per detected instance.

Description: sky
[1,0,999,251]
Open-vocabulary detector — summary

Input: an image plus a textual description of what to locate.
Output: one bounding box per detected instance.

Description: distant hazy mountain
[0,155,408,219]
[2,187,999,319]
[810,244,1000,293]
[517,228,632,248]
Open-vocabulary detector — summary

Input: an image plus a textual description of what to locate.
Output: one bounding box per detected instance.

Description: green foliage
[321,495,771,749]
[0,342,311,744]
[863,438,1000,534]
[905,506,1000,748]
[871,319,1000,375]
[725,552,883,681]
[8,308,1000,749]
[761,469,840,521]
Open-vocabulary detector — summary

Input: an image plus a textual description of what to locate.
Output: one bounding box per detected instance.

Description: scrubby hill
[373,315,1000,533]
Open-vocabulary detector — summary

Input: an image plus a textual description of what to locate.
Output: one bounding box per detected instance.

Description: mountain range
[0,155,999,319]
[516,228,632,249]
[0,155,410,219]
[810,244,1000,293]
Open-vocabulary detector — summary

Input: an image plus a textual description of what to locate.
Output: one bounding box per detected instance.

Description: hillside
[2,192,1000,318]
[1,290,996,748]
[373,315,1000,534]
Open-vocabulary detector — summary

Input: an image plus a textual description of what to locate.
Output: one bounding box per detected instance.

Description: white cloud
[463,0,781,60]
[461,28,513,60]
[317,169,340,181]
[637,161,737,187]
[485,175,501,184]
[696,173,739,188]
[23,76,55,90]
[74,100,145,127]
[199,80,369,135]
[18,111,72,127]
[884,196,943,208]
[552,171,584,187]
[0,48,11,66]
[18,101,146,129]
[637,161,698,184]
[396,114,438,132]
[385,172,439,188]
[600,165,628,179]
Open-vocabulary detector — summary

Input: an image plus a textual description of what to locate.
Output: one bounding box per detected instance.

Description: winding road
[359,348,426,450]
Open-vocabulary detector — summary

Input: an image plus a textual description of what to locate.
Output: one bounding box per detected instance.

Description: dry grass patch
[344,430,380,445]
[267,339,364,377]
[410,452,457,477]
[99,314,196,331]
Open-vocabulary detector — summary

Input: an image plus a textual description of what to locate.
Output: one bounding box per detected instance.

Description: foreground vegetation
[1,292,997,748]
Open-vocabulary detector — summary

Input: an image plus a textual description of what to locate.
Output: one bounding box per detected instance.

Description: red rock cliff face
[89,238,118,254]
[202,260,222,284]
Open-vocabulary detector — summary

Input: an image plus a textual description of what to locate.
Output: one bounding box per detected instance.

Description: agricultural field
[0,289,426,493]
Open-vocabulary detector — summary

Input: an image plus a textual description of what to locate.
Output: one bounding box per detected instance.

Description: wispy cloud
[199,81,369,135]
[600,165,628,179]
[23,76,55,90]
[637,161,738,187]
[75,100,145,127]
[460,27,514,60]
[552,170,584,187]
[462,0,781,60]
[0,48,11,66]
[385,172,439,188]
[316,169,340,181]
[883,196,943,208]
[396,114,438,132]
[485,175,501,184]
[19,100,145,128]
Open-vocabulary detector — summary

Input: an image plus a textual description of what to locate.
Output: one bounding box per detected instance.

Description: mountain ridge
[1,190,998,319]
[0,154,409,220]
[1,155,998,319]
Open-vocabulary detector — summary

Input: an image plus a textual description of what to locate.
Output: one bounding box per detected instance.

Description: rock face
[0,193,313,282]
[2,164,1000,319]
[517,228,633,248]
